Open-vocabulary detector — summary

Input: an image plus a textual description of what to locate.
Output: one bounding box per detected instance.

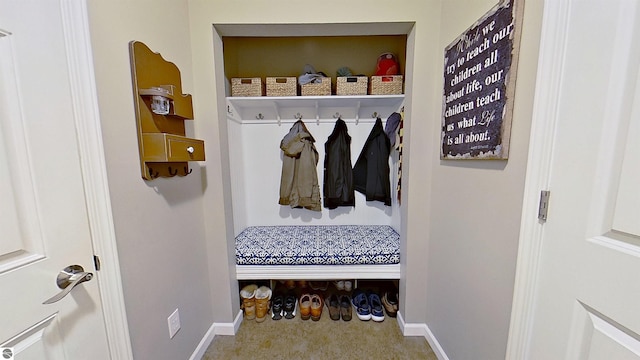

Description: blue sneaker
[368,292,385,322]
[351,289,371,321]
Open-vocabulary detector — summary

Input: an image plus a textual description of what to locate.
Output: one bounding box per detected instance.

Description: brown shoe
[310,294,323,321]
[255,286,272,323]
[325,294,340,321]
[284,280,296,289]
[381,291,398,318]
[240,284,258,320]
[299,294,312,320]
[339,294,352,321]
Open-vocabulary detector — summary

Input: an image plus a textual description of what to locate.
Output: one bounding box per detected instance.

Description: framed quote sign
[441,0,524,159]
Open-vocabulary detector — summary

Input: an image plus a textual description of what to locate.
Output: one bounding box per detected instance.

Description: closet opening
[212,22,415,327]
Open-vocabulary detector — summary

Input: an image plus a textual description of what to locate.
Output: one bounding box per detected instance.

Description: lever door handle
[43,265,93,305]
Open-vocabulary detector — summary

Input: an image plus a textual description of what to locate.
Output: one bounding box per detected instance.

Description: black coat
[352,117,391,206]
[323,119,355,209]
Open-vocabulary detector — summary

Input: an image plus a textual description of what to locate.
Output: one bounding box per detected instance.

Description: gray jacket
[278,120,321,211]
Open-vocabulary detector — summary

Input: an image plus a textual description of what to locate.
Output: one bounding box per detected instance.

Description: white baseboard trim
[189,311,243,360]
[214,310,244,336]
[397,312,449,360]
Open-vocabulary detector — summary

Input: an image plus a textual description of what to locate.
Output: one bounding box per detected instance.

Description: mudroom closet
[215,23,414,288]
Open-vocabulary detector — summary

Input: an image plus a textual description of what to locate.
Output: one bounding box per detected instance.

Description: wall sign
[441,0,523,159]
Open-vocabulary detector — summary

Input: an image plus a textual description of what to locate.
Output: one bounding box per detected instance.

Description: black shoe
[271,295,284,320]
[284,294,296,319]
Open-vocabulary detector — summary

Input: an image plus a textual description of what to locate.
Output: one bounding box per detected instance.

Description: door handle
[43,265,93,305]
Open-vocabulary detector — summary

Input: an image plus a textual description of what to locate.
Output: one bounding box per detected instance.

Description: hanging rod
[227,117,386,125]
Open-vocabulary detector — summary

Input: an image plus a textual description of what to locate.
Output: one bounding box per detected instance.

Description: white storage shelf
[226,94,404,281]
[226,95,404,124]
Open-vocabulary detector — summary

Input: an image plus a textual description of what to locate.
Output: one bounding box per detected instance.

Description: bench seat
[235,225,400,280]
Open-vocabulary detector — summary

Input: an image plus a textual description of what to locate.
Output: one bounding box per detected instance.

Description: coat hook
[295,112,303,120]
[333,112,341,119]
[184,166,192,176]
[149,167,159,179]
[168,166,178,176]
[372,111,378,118]
[256,113,264,120]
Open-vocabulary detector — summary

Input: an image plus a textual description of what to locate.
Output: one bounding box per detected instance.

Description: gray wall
[83,0,544,358]
[425,0,543,359]
[187,0,445,325]
[87,1,213,359]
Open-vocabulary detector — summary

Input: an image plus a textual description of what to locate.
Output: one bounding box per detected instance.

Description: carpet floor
[202,307,437,360]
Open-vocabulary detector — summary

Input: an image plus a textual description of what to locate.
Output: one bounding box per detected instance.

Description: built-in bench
[235,225,400,280]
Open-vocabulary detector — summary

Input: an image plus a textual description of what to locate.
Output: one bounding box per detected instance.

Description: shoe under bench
[234,225,401,280]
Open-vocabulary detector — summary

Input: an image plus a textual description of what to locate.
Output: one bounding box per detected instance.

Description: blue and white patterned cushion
[235,225,400,265]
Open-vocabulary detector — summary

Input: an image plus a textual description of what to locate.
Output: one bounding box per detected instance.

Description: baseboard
[189,311,243,360]
[397,311,450,360]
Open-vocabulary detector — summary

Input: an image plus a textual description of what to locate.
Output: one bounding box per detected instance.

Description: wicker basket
[266,77,297,97]
[300,77,331,96]
[231,77,263,97]
[370,75,403,95]
[336,76,368,96]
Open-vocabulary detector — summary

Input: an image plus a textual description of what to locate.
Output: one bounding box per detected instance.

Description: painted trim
[397,312,450,360]
[189,324,215,360]
[236,264,401,280]
[214,310,244,336]
[424,324,450,360]
[505,0,571,359]
[59,1,133,359]
[189,311,243,360]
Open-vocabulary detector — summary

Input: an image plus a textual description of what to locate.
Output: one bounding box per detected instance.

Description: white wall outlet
[167,308,181,339]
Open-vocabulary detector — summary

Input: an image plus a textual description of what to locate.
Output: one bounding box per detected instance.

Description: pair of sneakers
[333,280,352,292]
[351,289,384,322]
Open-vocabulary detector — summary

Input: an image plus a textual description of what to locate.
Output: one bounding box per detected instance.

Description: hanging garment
[279,120,321,211]
[395,110,404,204]
[323,118,355,209]
[384,112,402,148]
[353,117,391,206]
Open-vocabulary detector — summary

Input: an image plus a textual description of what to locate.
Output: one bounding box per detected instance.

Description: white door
[0,1,111,359]
[524,0,640,358]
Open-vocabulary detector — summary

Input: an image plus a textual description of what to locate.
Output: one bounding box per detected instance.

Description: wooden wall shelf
[129,41,204,180]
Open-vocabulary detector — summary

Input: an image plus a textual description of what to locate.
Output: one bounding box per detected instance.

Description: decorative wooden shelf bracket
[129,41,205,180]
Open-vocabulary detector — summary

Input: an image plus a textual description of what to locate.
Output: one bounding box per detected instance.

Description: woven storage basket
[370,75,403,95]
[231,77,263,97]
[336,76,368,96]
[266,77,297,97]
[300,77,331,96]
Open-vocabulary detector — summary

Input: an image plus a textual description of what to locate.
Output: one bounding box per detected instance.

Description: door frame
[505,0,569,357]
[60,1,133,358]
[506,0,638,358]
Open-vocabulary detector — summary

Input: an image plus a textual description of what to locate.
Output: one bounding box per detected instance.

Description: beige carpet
[202,308,437,360]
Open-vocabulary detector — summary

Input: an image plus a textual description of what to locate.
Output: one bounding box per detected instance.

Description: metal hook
[372,111,379,118]
[333,112,341,119]
[294,112,303,120]
[168,166,178,176]
[184,167,193,176]
[256,113,264,120]
[148,167,159,179]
